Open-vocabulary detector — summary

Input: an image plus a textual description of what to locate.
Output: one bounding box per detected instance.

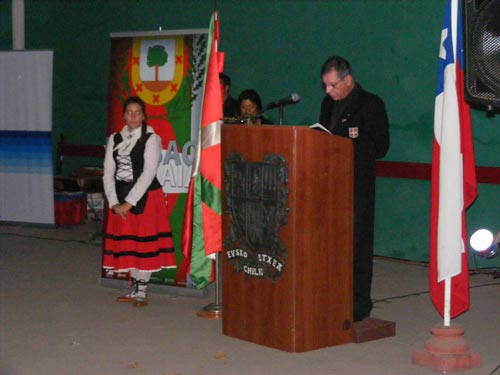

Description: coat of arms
[223,153,289,281]
[131,36,186,105]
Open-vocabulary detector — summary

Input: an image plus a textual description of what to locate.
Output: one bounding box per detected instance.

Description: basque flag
[178,11,224,289]
[429,0,477,318]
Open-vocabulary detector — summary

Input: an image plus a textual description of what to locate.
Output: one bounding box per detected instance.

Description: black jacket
[319,83,390,320]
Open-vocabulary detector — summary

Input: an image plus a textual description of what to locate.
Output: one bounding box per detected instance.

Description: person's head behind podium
[219,73,232,101]
[238,89,263,124]
[320,56,355,101]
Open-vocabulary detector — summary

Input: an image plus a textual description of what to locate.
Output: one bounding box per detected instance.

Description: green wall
[1,0,499,268]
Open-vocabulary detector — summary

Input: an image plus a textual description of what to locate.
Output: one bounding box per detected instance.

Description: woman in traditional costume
[102,96,175,307]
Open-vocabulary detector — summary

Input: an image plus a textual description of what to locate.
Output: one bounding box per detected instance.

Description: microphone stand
[278,105,284,125]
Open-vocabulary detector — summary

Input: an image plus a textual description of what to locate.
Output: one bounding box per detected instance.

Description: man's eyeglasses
[322,77,344,91]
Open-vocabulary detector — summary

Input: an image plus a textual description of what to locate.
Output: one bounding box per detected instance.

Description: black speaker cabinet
[464,0,500,113]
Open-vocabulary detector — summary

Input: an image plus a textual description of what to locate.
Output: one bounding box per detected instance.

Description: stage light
[470,229,499,259]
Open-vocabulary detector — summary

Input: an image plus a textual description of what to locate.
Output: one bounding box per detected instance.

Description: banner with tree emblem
[104,29,208,288]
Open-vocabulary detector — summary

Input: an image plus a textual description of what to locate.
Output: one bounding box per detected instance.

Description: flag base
[412,324,481,373]
[196,302,222,320]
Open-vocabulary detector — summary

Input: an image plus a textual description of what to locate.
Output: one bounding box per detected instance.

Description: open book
[309,123,332,134]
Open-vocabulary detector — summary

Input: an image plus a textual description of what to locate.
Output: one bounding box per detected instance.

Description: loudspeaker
[464,0,500,113]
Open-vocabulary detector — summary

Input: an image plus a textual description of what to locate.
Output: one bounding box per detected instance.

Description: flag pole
[196,254,222,319]
[444,278,451,326]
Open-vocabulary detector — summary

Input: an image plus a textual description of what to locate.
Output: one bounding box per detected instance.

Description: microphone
[264,93,300,110]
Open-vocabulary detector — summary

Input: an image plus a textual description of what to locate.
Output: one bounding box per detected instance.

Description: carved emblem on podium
[223,153,289,281]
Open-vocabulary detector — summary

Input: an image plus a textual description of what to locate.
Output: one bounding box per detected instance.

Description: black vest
[113,124,162,214]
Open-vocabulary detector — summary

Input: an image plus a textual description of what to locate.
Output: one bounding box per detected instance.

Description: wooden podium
[221,125,354,352]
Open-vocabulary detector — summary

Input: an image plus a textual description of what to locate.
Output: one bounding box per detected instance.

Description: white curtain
[0,51,54,224]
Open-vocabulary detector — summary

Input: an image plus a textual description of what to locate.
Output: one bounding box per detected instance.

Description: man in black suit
[220,73,239,118]
[319,56,390,322]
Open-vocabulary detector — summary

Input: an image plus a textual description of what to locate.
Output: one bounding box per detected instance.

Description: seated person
[238,89,273,125]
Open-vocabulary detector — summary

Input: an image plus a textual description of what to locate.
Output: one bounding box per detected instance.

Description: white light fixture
[470,229,499,259]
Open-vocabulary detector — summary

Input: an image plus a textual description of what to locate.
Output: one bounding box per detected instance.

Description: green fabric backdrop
[1,0,498,269]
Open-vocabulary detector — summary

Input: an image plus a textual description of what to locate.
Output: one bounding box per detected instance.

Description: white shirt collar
[114,125,142,153]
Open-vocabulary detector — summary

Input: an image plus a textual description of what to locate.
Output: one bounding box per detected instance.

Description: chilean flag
[429,0,477,318]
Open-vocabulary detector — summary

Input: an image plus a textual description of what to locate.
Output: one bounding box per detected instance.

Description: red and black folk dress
[102,124,176,273]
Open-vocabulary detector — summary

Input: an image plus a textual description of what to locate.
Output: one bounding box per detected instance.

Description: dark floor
[1,221,499,375]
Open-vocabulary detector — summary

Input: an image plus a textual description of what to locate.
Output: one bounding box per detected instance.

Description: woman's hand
[112,202,133,219]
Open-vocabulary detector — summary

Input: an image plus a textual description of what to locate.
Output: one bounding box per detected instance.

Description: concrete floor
[1,221,499,375]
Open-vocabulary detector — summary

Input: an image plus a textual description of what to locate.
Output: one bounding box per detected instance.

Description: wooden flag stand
[413,280,481,372]
[412,324,481,373]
